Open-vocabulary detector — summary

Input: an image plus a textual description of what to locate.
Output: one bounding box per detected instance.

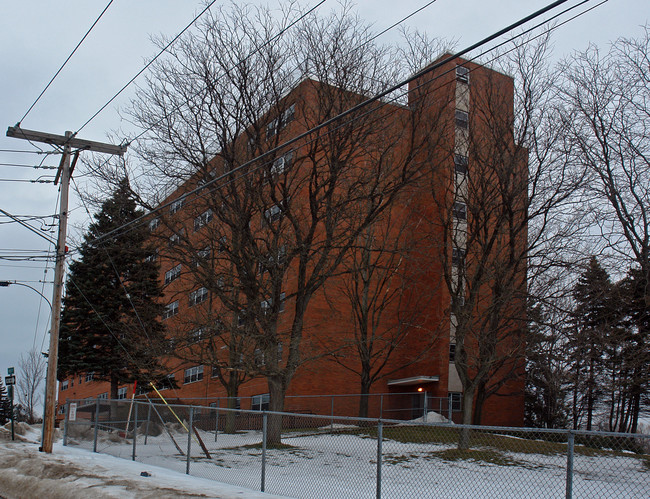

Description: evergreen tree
[58,178,167,398]
[569,256,613,430]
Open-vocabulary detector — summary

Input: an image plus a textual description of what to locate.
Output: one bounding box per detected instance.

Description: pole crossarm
[6,126,127,156]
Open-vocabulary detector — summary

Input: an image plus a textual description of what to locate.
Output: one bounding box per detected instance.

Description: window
[163,300,179,320]
[189,287,209,306]
[198,246,211,260]
[149,218,160,232]
[449,392,462,412]
[61,380,69,391]
[184,365,204,384]
[58,404,66,414]
[263,204,284,225]
[98,392,108,400]
[261,292,285,315]
[266,118,278,139]
[189,327,204,342]
[454,154,468,175]
[194,209,213,231]
[254,348,265,366]
[145,249,158,263]
[169,196,185,214]
[157,374,175,390]
[271,151,293,176]
[218,236,227,253]
[453,202,467,220]
[169,230,184,247]
[117,387,127,400]
[455,110,469,129]
[165,264,181,285]
[456,65,470,84]
[85,372,94,382]
[281,104,295,127]
[452,248,465,267]
[252,393,270,411]
[449,343,456,363]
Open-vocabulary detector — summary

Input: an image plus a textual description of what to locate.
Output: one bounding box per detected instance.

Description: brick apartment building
[57,54,526,427]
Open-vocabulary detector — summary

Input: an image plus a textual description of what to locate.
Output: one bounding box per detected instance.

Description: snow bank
[0,424,287,499]
[407,411,451,424]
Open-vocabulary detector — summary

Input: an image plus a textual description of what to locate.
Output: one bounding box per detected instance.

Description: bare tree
[17,348,45,424]
[126,3,441,443]
[558,25,650,432]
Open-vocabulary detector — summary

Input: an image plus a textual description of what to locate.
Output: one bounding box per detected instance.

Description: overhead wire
[59,0,602,388]
[88,0,591,248]
[16,0,116,126]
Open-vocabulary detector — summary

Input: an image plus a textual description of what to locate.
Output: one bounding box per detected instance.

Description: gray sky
[0,0,646,385]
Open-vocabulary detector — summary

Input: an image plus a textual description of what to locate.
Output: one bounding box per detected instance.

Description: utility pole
[6,126,126,453]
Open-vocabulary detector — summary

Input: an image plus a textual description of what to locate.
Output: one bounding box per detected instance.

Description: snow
[2,420,648,498]
[0,423,287,499]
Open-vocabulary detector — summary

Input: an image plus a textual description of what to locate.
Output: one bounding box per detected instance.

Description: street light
[0,280,53,311]
[0,279,52,449]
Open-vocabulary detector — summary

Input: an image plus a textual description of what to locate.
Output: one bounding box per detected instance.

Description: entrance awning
[387,375,440,387]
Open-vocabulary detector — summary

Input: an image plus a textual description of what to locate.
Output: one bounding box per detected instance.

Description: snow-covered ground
[0,423,286,499]
[57,417,650,498]
[3,419,648,498]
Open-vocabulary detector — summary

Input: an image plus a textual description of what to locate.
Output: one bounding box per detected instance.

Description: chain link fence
[62,398,649,498]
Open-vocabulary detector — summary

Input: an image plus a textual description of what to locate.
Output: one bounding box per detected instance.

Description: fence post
[132,401,138,461]
[566,430,575,499]
[376,420,383,499]
[144,403,151,445]
[448,396,452,422]
[186,406,194,475]
[93,398,100,453]
[62,400,70,446]
[330,396,334,431]
[380,394,384,419]
[215,399,219,443]
[423,392,428,422]
[261,411,268,492]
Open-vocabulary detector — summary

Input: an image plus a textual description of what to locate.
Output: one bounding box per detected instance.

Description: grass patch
[234,442,296,451]
[430,448,521,466]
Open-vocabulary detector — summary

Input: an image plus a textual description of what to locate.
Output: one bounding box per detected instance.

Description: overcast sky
[0,0,647,390]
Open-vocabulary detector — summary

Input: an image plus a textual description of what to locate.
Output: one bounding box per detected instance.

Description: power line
[0,149,58,155]
[0,208,58,245]
[89,0,582,248]
[83,0,330,142]
[0,163,58,169]
[16,0,115,126]
[73,0,226,137]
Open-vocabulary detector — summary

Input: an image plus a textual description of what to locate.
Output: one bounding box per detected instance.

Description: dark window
[184,365,204,384]
[449,343,456,362]
[456,65,470,84]
[454,154,468,175]
[117,387,127,400]
[149,218,160,232]
[194,209,213,231]
[170,196,185,214]
[452,248,465,267]
[163,301,179,320]
[453,202,467,220]
[165,264,181,285]
[252,393,270,411]
[455,110,469,129]
[189,287,209,306]
[449,392,462,412]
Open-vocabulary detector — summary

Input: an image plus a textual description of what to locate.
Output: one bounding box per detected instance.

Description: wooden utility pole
[6,126,126,453]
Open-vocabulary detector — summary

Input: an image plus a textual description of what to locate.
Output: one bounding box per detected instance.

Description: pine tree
[570,256,613,430]
[58,178,167,398]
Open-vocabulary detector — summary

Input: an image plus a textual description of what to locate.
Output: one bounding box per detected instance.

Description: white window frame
[163,300,179,320]
[169,196,186,214]
[251,393,270,411]
[165,264,181,285]
[271,151,293,176]
[98,392,108,400]
[189,287,209,306]
[61,379,69,391]
[194,209,213,231]
[117,387,127,400]
[149,218,160,232]
[184,365,204,384]
[85,372,94,382]
[453,201,467,221]
[454,154,468,175]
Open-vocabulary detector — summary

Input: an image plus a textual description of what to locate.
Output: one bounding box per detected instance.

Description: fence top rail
[64,398,650,439]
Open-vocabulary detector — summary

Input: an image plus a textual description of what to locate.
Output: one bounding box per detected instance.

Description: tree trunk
[358,375,371,419]
[224,378,239,434]
[267,376,286,445]
[459,390,474,450]
[472,382,487,425]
